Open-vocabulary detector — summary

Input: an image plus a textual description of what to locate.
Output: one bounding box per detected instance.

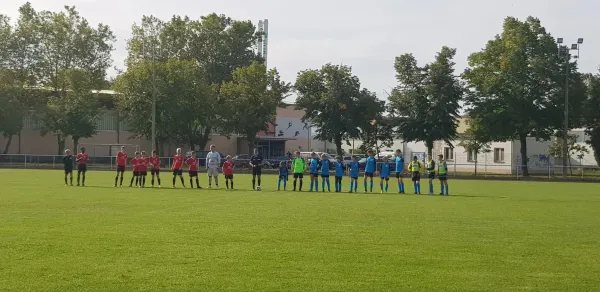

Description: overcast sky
[1,0,599,102]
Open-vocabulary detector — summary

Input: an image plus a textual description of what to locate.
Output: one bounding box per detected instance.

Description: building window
[467,150,477,162]
[443,147,454,160]
[494,148,505,163]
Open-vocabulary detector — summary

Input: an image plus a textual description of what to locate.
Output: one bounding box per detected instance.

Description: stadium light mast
[557,37,583,178]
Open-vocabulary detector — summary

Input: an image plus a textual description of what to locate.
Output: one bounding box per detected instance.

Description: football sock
[293,180,297,190]
[141,176,145,186]
[326,179,330,191]
[417,184,421,193]
[172,176,176,186]
[180,176,185,187]
[401,183,404,192]
[385,182,389,192]
[195,178,200,188]
[413,182,416,192]
[321,180,324,191]
[230,181,234,189]
[363,180,367,191]
[278,179,281,190]
[119,176,123,186]
[157,178,161,186]
[214,176,218,186]
[252,179,256,189]
[354,181,358,192]
[349,181,353,191]
[370,181,373,192]
[445,185,449,194]
[70,176,73,185]
[310,181,313,191]
[398,182,401,192]
[130,176,135,186]
[258,179,261,187]
[208,176,212,186]
[190,178,193,187]
[299,180,303,191]
[82,174,86,185]
[380,183,383,191]
[64,176,68,185]
[226,180,230,189]
[429,183,433,194]
[77,172,81,184]
[283,179,287,190]
[115,176,118,186]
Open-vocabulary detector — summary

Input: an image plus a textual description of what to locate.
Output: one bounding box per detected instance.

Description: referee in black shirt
[63,149,74,186]
[249,148,263,190]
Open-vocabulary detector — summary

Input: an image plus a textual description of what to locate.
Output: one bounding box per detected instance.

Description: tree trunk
[2,135,13,154]
[73,137,80,152]
[197,126,212,152]
[18,131,21,154]
[519,134,529,176]
[474,151,478,176]
[334,135,343,155]
[425,139,434,158]
[155,139,160,155]
[57,135,66,155]
[247,139,255,155]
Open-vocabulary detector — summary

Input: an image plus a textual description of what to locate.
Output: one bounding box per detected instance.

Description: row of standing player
[113,146,234,189]
[277,150,450,195]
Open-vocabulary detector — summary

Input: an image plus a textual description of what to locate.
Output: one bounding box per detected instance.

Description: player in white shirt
[206,144,221,188]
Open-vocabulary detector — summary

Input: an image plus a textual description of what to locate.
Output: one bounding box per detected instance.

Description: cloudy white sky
[2,0,599,102]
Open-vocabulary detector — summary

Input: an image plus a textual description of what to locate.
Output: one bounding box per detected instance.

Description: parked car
[233,154,272,168]
[266,156,292,168]
[298,152,336,164]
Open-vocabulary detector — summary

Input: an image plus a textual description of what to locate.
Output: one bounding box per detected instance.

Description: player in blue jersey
[277,161,289,191]
[348,155,360,193]
[309,152,320,192]
[319,154,332,192]
[363,150,377,193]
[334,156,345,192]
[379,156,392,193]
[394,149,405,194]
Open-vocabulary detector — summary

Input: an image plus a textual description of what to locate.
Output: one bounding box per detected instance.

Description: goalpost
[76,143,140,169]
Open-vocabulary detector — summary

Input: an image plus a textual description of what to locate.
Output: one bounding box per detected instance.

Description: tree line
[1,4,599,175]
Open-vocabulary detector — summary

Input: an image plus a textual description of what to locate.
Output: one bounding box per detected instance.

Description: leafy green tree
[220,61,291,151]
[389,46,463,156]
[295,64,382,155]
[457,123,491,175]
[36,4,115,91]
[357,114,394,156]
[583,73,600,166]
[463,16,587,176]
[125,13,261,150]
[40,70,102,154]
[547,133,589,174]
[113,59,211,152]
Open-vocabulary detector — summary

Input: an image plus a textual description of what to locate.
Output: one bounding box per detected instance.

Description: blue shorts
[381,176,389,180]
[350,176,359,180]
[365,172,374,178]
[279,174,288,180]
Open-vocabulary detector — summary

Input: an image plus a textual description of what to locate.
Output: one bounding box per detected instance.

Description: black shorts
[252,166,262,175]
[64,168,73,174]
[310,173,319,177]
[151,169,160,175]
[411,171,421,182]
[335,176,343,180]
[132,171,140,176]
[351,176,358,180]
[188,170,198,177]
[225,174,233,179]
[364,172,374,178]
[116,165,125,173]
[293,173,304,179]
[438,175,448,181]
[396,172,403,178]
[141,171,148,176]
[279,174,288,180]
[321,174,329,178]
[173,169,183,176]
[428,172,435,179]
[381,176,390,181]
[78,164,87,172]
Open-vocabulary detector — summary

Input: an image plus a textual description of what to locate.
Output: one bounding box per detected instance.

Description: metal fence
[1,154,599,181]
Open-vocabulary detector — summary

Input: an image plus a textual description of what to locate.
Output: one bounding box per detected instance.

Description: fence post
[24,154,27,168]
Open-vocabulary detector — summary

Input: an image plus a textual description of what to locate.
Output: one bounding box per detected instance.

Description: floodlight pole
[557,38,583,178]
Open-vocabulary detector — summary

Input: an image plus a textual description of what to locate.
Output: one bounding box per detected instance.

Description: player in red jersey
[76,147,89,186]
[186,151,202,189]
[172,148,185,188]
[114,146,127,187]
[129,151,141,187]
[150,150,161,187]
[222,155,234,189]
[138,151,149,187]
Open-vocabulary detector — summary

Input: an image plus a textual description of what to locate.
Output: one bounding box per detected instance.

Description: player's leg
[172,170,177,187]
[151,170,155,186]
[416,173,421,194]
[326,176,331,191]
[156,171,161,186]
[429,175,434,195]
[189,171,193,187]
[130,171,136,187]
[283,175,287,190]
[64,170,68,186]
[257,174,262,188]
[385,177,389,192]
[179,170,185,187]
[81,166,86,186]
[363,174,368,192]
[252,172,256,189]
[76,166,82,186]
[114,169,119,187]
[230,175,234,189]
[214,169,219,187]
[380,177,384,192]
[278,175,282,190]
[208,169,213,187]
[369,174,374,192]
[195,172,201,188]
[293,174,297,191]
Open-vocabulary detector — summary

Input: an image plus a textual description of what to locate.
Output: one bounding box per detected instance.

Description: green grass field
[1,170,599,292]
